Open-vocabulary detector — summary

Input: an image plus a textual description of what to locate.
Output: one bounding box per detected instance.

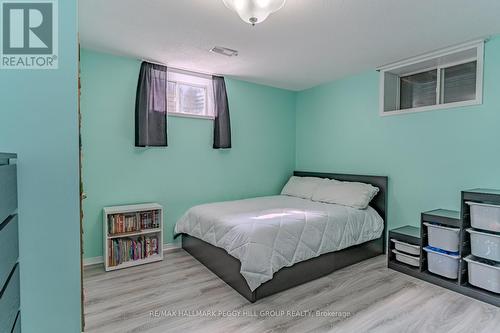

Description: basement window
[379,40,484,116]
[167,69,215,119]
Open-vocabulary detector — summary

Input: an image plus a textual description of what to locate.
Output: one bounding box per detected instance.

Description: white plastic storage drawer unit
[467,202,500,233]
[391,249,419,267]
[423,222,460,252]
[423,247,460,279]
[467,228,500,262]
[464,256,500,294]
[391,239,420,256]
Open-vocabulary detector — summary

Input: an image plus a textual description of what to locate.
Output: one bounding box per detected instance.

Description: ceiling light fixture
[222,0,286,26]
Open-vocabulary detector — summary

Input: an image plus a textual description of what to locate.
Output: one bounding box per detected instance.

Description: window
[379,40,483,116]
[167,69,215,119]
[400,69,437,110]
[441,61,477,104]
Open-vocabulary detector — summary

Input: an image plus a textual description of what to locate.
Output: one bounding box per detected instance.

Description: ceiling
[79,0,500,91]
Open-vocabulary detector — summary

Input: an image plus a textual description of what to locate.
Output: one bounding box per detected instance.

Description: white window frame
[167,69,215,120]
[378,40,484,117]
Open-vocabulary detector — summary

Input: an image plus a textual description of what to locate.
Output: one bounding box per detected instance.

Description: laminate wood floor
[84,250,500,333]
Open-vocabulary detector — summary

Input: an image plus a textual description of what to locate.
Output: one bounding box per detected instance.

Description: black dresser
[0,153,20,332]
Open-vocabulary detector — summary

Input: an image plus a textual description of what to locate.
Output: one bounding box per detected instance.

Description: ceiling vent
[210,46,239,57]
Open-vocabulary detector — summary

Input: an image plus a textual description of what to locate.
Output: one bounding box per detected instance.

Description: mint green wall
[296,37,500,231]
[80,49,296,259]
[0,1,80,332]
[82,37,500,258]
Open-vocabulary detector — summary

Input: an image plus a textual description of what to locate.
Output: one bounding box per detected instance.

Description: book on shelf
[107,210,160,235]
[108,234,160,267]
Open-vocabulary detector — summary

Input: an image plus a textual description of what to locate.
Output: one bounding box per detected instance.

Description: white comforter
[175,195,384,291]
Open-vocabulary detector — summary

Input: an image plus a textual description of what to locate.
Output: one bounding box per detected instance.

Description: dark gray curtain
[213,76,231,149]
[135,62,168,147]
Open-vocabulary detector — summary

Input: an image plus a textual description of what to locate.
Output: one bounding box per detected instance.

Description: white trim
[396,77,401,110]
[476,41,485,105]
[169,67,213,80]
[168,112,214,120]
[436,67,442,105]
[103,203,163,214]
[378,70,385,115]
[380,99,481,117]
[377,39,484,71]
[106,254,163,271]
[83,242,182,267]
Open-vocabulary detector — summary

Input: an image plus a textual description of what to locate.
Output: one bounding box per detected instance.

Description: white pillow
[281,176,327,200]
[312,179,379,209]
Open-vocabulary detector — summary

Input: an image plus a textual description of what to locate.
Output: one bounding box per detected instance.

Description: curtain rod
[140,58,222,77]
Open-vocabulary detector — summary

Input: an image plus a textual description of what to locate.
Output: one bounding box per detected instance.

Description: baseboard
[83,256,104,267]
[163,242,182,253]
[83,242,182,267]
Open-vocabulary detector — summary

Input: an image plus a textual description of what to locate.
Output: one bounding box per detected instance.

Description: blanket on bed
[174,195,384,291]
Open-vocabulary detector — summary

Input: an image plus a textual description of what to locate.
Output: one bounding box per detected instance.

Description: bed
[175,171,388,302]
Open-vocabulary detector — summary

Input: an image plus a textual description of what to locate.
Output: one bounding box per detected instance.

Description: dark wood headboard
[293,171,388,228]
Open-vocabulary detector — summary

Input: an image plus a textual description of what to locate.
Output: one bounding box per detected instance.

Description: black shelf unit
[388,190,500,307]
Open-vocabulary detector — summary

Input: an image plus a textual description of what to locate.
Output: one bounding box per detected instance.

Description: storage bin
[464,255,500,294]
[423,222,460,252]
[423,246,460,279]
[391,239,420,256]
[467,228,500,262]
[392,249,420,267]
[467,202,500,233]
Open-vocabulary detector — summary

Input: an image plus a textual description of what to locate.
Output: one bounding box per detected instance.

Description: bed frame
[181,171,388,302]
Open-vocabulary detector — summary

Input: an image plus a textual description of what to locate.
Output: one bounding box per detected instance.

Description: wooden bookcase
[103,203,163,271]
